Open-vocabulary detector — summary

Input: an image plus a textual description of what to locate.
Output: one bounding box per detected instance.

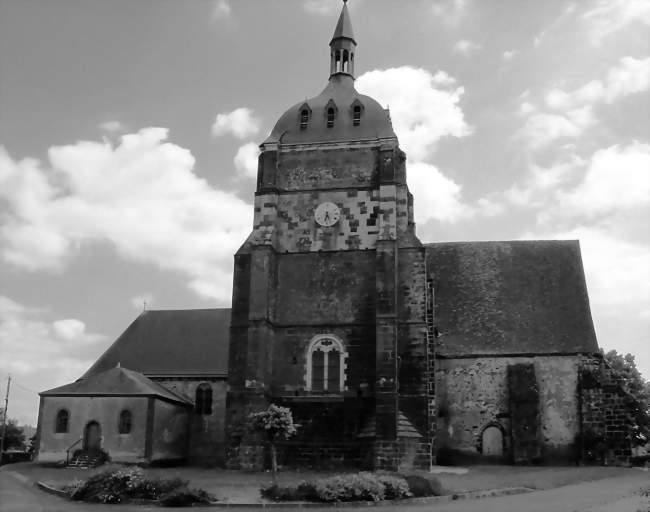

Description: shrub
[261,482,315,501]
[403,474,442,497]
[313,472,386,502]
[65,465,203,505]
[375,474,411,500]
[260,472,412,503]
[159,487,215,507]
[69,466,146,503]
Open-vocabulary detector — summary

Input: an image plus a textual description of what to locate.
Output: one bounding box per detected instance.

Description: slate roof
[41,366,192,405]
[82,309,230,379]
[425,240,599,357]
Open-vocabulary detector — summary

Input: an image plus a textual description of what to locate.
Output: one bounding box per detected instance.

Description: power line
[11,380,39,395]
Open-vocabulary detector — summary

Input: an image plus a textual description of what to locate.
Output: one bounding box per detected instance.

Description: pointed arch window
[55,409,69,433]
[118,409,132,434]
[195,383,213,415]
[353,106,362,126]
[327,108,336,128]
[305,335,347,392]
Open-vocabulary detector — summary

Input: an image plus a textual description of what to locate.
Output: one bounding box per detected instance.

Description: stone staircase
[67,452,101,469]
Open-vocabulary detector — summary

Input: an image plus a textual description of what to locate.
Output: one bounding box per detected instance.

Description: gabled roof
[41,366,192,405]
[425,240,599,357]
[82,309,230,379]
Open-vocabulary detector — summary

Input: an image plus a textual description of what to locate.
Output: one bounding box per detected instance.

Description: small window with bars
[353,105,362,126]
[327,107,336,128]
[300,108,310,130]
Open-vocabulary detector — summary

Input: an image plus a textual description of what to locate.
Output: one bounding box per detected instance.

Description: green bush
[65,465,208,506]
[159,487,215,507]
[261,472,411,503]
[261,481,317,501]
[375,474,411,500]
[403,474,443,497]
[313,473,386,502]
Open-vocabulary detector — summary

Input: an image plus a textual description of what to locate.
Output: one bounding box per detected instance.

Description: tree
[0,418,26,451]
[248,404,297,484]
[603,350,650,445]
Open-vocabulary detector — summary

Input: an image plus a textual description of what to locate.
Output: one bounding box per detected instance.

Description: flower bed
[61,465,215,506]
[261,472,441,503]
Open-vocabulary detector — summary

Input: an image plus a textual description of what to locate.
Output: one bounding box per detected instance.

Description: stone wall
[436,355,584,464]
[579,358,634,464]
[157,379,228,466]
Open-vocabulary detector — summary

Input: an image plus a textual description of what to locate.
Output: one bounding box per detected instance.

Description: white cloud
[356,66,472,161]
[582,0,650,44]
[0,129,253,301]
[502,50,517,61]
[52,319,86,340]
[408,162,471,223]
[519,57,650,149]
[520,107,595,149]
[502,155,584,209]
[545,57,650,109]
[234,142,260,179]
[211,107,261,139]
[356,66,473,225]
[543,142,650,224]
[0,295,106,424]
[212,0,231,20]
[453,39,481,57]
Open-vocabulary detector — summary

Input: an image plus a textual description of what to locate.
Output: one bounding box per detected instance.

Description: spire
[329,1,357,78]
[330,1,356,45]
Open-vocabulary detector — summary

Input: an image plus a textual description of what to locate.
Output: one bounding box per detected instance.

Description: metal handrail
[65,438,83,465]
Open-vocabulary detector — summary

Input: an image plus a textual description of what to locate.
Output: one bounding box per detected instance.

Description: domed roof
[263,75,396,145]
[263,2,396,146]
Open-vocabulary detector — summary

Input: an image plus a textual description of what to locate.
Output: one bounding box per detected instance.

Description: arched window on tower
[195,383,213,415]
[305,335,347,392]
[118,409,132,434]
[327,108,336,128]
[55,409,69,433]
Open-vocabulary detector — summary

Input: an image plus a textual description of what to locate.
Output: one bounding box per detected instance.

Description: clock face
[314,202,341,227]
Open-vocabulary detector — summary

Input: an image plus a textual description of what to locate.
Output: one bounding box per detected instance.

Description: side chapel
[36,2,633,470]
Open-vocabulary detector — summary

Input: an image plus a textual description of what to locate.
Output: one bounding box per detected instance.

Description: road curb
[33,479,533,507]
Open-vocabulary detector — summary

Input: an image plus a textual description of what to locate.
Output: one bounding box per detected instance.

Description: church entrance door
[482,426,503,456]
[83,421,102,453]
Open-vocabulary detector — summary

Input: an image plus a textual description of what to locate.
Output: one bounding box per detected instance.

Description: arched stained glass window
[305,335,347,392]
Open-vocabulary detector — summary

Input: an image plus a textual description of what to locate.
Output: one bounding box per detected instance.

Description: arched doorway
[482,425,504,456]
[83,421,102,453]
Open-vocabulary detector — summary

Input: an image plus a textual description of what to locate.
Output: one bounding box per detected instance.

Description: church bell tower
[225,1,434,470]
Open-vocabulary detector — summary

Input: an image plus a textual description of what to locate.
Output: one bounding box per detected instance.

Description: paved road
[1,466,648,512]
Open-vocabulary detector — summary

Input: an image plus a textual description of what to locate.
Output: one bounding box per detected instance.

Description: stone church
[36,3,632,469]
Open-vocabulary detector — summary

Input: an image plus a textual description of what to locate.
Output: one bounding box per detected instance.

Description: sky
[0,0,648,426]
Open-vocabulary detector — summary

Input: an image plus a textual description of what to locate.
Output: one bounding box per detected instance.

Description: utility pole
[0,375,11,460]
